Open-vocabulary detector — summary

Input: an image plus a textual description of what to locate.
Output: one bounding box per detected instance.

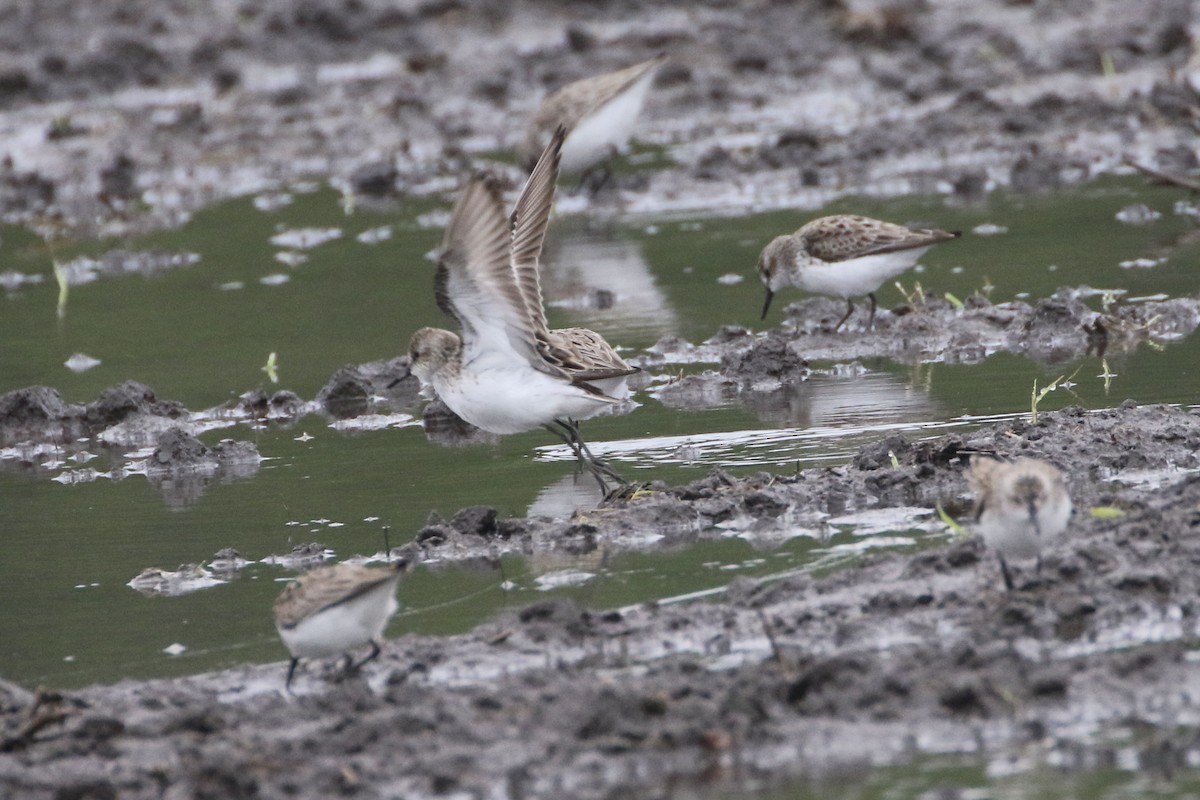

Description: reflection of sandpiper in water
[740,370,939,430]
[758,214,959,330]
[541,228,679,344]
[408,127,638,491]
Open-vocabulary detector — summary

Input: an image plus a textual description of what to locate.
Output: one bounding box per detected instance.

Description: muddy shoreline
[4,0,1200,796]
[3,400,1200,799]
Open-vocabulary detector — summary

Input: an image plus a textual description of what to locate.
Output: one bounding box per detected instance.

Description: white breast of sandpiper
[978,492,1071,560]
[789,246,932,299]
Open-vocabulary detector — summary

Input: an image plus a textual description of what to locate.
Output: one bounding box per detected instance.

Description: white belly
[560,71,656,174]
[794,248,930,299]
[277,584,398,659]
[436,365,614,434]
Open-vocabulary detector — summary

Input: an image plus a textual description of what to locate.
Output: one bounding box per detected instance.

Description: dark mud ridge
[0,357,417,506]
[4,401,1200,799]
[0,0,1197,236]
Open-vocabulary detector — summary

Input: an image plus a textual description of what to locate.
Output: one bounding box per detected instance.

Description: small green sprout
[1098,358,1116,394]
[53,259,68,320]
[1100,51,1116,80]
[1031,366,1082,424]
[944,292,964,310]
[262,351,279,384]
[894,280,925,306]
[1090,506,1125,519]
[936,502,967,539]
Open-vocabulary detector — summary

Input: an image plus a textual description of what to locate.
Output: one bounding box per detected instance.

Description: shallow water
[723,754,1200,800]
[1,175,1198,689]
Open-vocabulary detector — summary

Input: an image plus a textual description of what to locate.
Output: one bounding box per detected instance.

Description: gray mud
[0,0,1196,236]
[3,402,1200,799]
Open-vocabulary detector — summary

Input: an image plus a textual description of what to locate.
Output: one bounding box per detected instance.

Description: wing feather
[510,126,564,339]
[437,173,567,377]
[802,215,959,263]
[274,564,401,630]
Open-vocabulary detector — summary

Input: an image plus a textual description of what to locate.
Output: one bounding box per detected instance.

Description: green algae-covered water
[1,174,1198,691]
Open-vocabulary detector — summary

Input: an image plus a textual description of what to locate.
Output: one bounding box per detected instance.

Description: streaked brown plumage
[758,214,959,329]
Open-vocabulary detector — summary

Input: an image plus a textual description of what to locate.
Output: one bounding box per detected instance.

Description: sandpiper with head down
[409,127,637,490]
[274,559,408,689]
[757,214,959,330]
[519,54,667,185]
[967,456,1072,591]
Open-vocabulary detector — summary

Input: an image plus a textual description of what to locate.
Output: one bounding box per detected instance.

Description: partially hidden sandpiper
[519,54,667,182]
[274,559,408,689]
[967,457,1072,591]
[409,126,637,491]
[757,214,959,330]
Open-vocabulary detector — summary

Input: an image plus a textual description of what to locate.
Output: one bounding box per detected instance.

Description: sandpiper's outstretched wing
[435,172,567,377]
[509,126,565,340]
[801,215,959,263]
[508,128,638,384]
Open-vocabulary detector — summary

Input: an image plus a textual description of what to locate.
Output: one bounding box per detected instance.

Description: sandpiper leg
[580,160,614,195]
[833,299,856,332]
[285,657,300,690]
[545,420,627,491]
[566,418,628,488]
[867,292,878,330]
[350,640,382,673]
[999,555,1015,592]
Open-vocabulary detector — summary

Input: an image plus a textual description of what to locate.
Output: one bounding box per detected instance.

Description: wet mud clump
[316,357,418,419]
[0,381,185,446]
[669,288,1200,391]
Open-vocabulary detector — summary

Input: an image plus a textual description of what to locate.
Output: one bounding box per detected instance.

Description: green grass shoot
[1031,366,1082,424]
[936,502,967,539]
[262,352,279,384]
[52,259,68,320]
[1089,506,1125,519]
